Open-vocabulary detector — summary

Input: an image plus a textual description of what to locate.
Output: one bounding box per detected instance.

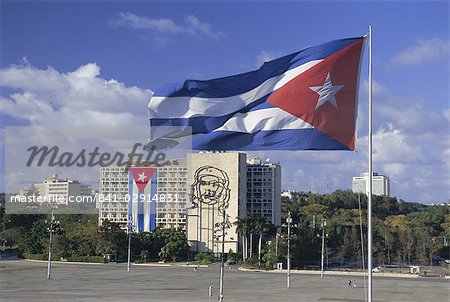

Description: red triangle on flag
[267,38,364,150]
[130,167,157,192]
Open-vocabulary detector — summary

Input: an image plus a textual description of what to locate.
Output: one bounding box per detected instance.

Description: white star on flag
[309,73,344,109]
[137,172,147,182]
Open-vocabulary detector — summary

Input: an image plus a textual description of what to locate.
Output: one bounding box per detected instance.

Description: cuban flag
[128,167,157,233]
[149,37,365,151]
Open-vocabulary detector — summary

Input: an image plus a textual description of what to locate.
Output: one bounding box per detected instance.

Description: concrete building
[281,190,294,201]
[155,159,188,229]
[31,174,93,205]
[98,166,130,228]
[352,172,390,196]
[98,160,188,231]
[246,157,281,226]
[187,152,247,254]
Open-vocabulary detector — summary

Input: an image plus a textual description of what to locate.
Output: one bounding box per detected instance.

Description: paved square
[1,260,448,302]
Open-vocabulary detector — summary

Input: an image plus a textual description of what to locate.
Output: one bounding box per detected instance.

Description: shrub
[67,255,106,263]
[22,253,48,260]
[194,252,214,264]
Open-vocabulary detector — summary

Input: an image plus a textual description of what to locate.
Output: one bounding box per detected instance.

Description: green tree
[20,219,47,254]
[152,228,188,262]
[252,215,267,265]
[246,216,255,259]
[234,217,248,261]
[96,220,127,260]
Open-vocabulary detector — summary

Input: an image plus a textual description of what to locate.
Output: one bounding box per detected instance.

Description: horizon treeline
[0,191,448,267]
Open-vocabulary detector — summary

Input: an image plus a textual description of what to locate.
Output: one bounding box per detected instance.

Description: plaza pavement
[0,260,448,302]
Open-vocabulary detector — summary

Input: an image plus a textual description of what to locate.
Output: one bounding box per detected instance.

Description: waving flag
[149,37,365,151]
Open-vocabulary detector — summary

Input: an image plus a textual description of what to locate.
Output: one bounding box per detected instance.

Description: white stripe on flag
[149,59,322,119]
[214,107,314,133]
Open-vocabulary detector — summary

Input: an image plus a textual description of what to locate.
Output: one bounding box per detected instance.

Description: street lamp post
[127,224,132,272]
[275,232,278,259]
[127,218,133,272]
[47,210,61,280]
[218,209,226,302]
[286,212,292,288]
[47,210,54,280]
[320,219,327,279]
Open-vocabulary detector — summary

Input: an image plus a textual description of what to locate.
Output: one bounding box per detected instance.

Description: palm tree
[253,215,267,266]
[234,217,248,261]
[246,216,255,259]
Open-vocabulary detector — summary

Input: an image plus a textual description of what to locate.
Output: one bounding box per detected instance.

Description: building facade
[246,157,281,226]
[32,174,93,205]
[155,159,188,229]
[186,152,247,254]
[98,166,130,228]
[352,172,390,196]
[98,160,188,231]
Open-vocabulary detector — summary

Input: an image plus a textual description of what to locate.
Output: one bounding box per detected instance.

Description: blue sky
[0,1,449,204]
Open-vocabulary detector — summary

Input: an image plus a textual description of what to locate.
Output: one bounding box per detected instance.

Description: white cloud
[372,125,425,164]
[363,79,449,136]
[391,37,450,66]
[0,62,193,194]
[246,78,449,203]
[0,62,152,127]
[113,13,183,33]
[111,13,224,41]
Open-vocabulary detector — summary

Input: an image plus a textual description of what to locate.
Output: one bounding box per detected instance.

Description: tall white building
[246,157,281,226]
[97,160,188,231]
[98,166,130,228]
[352,172,390,196]
[32,174,93,204]
[187,152,247,254]
[155,159,188,229]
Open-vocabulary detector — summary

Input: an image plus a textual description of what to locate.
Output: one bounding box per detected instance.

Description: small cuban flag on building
[128,167,157,233]
[148,36,365,151]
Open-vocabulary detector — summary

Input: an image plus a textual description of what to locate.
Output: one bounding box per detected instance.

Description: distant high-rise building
[281,190,294,201]
[352,172,390,196]
[30,174,94,205]
[246,157,281,226]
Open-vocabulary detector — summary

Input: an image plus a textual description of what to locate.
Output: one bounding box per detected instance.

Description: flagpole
[367,25,373,302]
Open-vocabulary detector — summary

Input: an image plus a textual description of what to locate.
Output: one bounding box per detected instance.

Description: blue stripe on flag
[138,191,144,232]
[150,174,157,231]
[152,37,361,98]
[128,172,133,233]
[191,128,349,151]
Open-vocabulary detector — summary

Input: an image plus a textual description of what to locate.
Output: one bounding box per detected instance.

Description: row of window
[157,213,186,218]
[247,187,274,191]
[158,184,187,189]
[247,167,276,171]
[101,172,126,177]
[158,172,187,176]
[100,177,128,182]
[158,178,187,183]
[249,209,274,214]
[101,213,127,218]
[246,200,274,204]
[46,183,69,187]
[159,166,187,170]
